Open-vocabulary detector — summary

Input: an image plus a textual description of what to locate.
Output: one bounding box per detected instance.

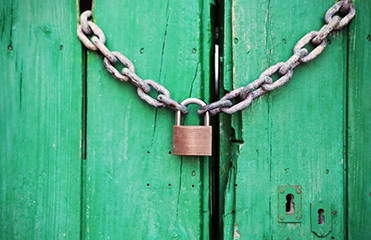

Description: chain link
[77,22,105,51]
[103,51,135,82]
[326,1,355,30]
[294,31,327,63]
[137,80,171,108]
[200,0,355,116]
[76,10,186,112]
[157,95,189,114]
[339,0,351,15]
[77,1,355,117]
[80,10,93,35]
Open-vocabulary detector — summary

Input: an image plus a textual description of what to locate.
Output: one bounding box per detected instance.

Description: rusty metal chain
[77,10,189,114]
[76,0,355,117]
[199,0,355,116]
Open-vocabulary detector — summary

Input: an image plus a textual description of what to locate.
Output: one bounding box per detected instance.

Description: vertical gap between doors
[79,1,92,240]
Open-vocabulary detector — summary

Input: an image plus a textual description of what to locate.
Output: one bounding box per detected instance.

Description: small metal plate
[311,198,332,237]
[278,185,302,223]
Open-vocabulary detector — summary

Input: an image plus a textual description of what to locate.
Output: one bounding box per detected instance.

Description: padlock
[173,98,212,156]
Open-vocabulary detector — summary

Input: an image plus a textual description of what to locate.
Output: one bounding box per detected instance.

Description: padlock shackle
[176,98,210,126]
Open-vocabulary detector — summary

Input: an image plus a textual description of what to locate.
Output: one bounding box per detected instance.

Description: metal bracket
[311,198,332,237]
[278,185,302,223]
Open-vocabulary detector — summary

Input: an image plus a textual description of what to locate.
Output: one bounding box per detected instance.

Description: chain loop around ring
[103,51,135,82]
[137,80,171,108]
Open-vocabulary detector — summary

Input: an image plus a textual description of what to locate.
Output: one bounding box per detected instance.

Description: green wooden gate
[1,0,370,239]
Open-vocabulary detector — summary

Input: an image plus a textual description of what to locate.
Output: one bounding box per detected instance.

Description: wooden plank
[347,1,371,238]
[224,0,349,238]
[229,2,272,237]
[84,0,213,238]
[219,0,234,238]
[0,1,82,239]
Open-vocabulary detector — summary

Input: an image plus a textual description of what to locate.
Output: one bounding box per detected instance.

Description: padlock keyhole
[318,208,325,224]
[285,194,295,214]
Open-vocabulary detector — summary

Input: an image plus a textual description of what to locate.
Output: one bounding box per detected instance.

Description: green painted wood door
[219,0,371,239]
[1,0,370,239]
[1,1,82,238]
[83,0,213,239]
[1,0,214,239]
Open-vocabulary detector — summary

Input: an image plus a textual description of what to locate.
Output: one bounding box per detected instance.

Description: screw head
[319,230,325,236]
[296,215,302,220]
[319,198,323,203]
[279,216,285,220]
[296,188,302,194]
[280,189,285,194]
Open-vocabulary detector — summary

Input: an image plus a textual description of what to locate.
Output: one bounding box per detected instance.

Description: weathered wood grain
[223,0,351,238]
[0,1,82,239]
[219,0,239,239]
[2,1,368,239]
[83,0,213,239]
[347,1,371,239]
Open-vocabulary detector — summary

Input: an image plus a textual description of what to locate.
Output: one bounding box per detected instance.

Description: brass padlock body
[173,125,212,156]
[172,98,212,156]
